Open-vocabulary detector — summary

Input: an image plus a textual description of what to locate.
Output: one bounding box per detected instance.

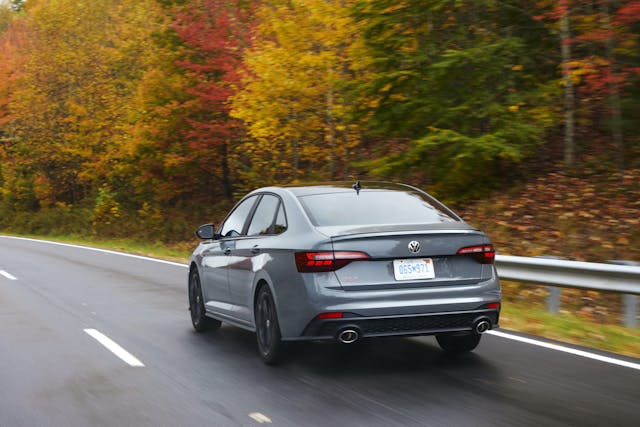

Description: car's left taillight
[457,244,495,264]
[295,251,370,272]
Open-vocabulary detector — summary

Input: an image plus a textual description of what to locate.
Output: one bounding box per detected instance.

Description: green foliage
[9,1,25,12]
[92,186,121,233]
[0,202,92,236]
[351,0,558,200]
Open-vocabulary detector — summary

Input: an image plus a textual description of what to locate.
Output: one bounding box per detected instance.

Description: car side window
[247,194,282,236]
[219,195,258,238]
[272,202,287,234]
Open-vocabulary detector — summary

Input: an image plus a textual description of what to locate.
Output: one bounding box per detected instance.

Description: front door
[201,195,259,320]
[227,194,285,323]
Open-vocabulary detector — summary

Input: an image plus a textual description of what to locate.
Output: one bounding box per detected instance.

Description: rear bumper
[288,308,500,341]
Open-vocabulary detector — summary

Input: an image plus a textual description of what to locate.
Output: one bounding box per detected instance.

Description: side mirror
[195,223,216,240]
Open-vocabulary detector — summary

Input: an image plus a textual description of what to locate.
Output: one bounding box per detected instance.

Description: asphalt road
[1,236,638,427]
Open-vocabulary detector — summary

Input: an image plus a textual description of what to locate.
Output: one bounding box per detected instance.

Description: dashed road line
[249,413,272,424]
[0,270,17,280]
[84,328,145,367]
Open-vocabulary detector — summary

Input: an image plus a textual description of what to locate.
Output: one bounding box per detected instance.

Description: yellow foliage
[231,0,363,184]
[5,0,167,203]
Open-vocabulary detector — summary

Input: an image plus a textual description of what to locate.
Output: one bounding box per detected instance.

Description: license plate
[393,258,435,281]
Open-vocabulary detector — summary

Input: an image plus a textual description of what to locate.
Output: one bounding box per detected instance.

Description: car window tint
[272,203,287,234]
[247,195,280,236]
[220,195,258,238]
[298,190,458,227]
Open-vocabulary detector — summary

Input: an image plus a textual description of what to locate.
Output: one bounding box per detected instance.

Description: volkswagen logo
[408,241,421,253]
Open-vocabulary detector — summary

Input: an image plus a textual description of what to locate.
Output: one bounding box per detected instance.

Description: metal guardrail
[495,255,640,294]
[495,255,640,328]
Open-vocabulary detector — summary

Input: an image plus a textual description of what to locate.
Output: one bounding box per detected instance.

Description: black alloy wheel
[436,333,482,353]
[188,269,221,332]
[255,285,283,365]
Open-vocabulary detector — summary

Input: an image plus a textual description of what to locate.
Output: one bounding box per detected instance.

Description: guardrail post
[539,256,564,314]
[623,295,637,328]
[548,286,560,314]
[608,261,640,328]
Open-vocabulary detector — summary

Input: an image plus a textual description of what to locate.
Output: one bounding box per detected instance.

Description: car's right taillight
[295,251,370,272]
[457,244,495,264]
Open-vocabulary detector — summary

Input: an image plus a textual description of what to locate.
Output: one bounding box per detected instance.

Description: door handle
[224,248,231,255]
[251,245,261,254]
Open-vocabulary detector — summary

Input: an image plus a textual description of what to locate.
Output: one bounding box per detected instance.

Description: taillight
[457,245,495,264]
[295,251,370,272]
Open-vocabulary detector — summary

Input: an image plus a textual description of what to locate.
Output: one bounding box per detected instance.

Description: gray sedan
[188,182,501,364]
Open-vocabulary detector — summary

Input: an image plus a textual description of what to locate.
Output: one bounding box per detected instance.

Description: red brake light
[316,312,343,319]
[295,251,370,272]
[487,302,501,310]
[457,245,495,264]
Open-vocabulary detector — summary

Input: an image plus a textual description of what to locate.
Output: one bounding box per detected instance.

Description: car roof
[276,181,419,197]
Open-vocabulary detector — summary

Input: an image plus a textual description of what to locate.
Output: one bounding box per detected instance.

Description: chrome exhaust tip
[337,329,359,344]
[474,318,491,335]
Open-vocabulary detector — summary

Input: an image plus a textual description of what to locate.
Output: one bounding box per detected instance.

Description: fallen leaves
[461,169,639,324]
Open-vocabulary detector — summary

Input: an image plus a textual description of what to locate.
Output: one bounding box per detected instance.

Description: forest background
[0,0,638,261]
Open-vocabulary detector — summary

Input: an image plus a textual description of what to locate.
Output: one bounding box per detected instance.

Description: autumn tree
[0,3,23,130]
[0,0,192,234]
[0,6,27,212]
[232,0,362,186]
[172,0,255,200]
[97,1,194,217]
[536,0,640,170]
[572,0,640,170]
[5,0,135,206]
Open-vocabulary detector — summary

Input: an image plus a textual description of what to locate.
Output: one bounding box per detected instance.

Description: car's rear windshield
[297,190,458,227]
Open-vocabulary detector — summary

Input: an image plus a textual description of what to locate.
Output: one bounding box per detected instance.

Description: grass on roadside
[500,302,640,359]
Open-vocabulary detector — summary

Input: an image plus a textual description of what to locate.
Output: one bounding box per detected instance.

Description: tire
[188,268,221,332]
[255,285,283,365]
[436,333,481,353]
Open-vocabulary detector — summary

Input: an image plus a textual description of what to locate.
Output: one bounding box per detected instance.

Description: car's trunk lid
[327,227,492,290]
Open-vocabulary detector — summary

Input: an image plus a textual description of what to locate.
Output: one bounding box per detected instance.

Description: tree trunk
[326,87,336,180]
[221,143,233,201]
[560,1,575,167]
[601,1,624,174]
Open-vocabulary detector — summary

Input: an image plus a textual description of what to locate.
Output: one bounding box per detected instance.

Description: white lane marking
[488,330,640,371]
[249,413,272,424]
[84,329,145,367]
[0,270,17,280]
[0,236,188,268]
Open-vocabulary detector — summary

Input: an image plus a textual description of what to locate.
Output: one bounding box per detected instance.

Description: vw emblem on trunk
[408,241,421,253]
